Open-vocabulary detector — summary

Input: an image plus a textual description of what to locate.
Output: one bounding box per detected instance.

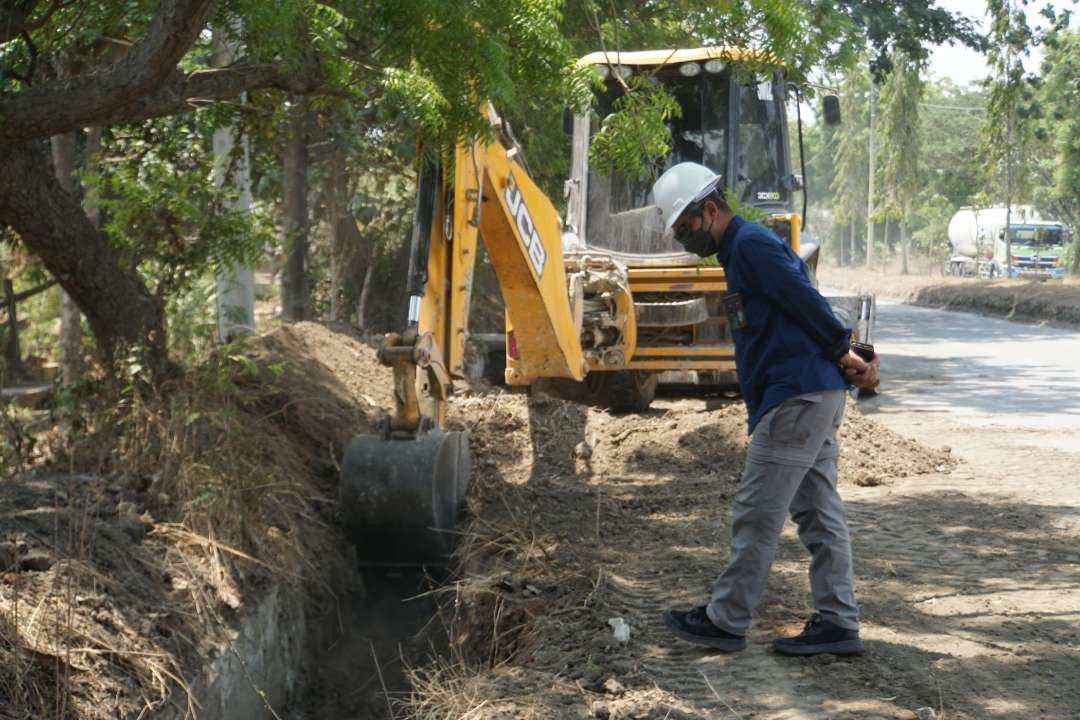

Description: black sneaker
[662,606,747,652]
[773,613,865,656]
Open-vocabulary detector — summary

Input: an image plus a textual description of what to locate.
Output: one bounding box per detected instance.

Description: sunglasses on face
[673,209,703,242]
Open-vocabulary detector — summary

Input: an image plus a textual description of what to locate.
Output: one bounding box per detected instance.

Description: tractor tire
[607,370,658,414]
[532,372,610,406]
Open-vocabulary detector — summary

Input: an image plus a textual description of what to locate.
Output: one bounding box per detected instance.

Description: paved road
[863,299,1080,454]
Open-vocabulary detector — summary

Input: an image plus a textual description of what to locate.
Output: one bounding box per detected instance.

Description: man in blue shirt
[651,162,879,656]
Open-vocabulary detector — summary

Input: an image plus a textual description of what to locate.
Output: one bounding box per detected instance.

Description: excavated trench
[287,570,442,719]
[171,393,959,719]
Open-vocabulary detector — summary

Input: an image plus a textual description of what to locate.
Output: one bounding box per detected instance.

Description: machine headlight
[704,59,725,74]
[679,62,701,77]
[615,65,634,79]
[595,64,610,79]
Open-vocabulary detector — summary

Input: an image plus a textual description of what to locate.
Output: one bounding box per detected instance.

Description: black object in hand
[851,341,876,362]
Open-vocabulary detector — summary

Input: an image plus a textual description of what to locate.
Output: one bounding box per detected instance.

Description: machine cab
[564,48,798,265]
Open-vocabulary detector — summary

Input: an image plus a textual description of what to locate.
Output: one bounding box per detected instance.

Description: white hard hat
[651,162,722,230]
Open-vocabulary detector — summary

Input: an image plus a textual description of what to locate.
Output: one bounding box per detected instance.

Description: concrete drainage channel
[157,571,438,720]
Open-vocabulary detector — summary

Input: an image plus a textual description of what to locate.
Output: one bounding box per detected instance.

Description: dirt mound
[824,264,1080,328]
[913,281,1080,326]
[408,387,957,717]
[243,321,390,461]
[1,322,388,719]
[839,404,956,486]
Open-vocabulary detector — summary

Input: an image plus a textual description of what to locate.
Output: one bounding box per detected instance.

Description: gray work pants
[706,389,859,634]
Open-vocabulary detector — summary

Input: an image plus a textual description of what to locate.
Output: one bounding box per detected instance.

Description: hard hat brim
[663,179,720,230]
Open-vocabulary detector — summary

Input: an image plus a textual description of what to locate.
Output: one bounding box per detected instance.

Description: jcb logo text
[504,172,546,278]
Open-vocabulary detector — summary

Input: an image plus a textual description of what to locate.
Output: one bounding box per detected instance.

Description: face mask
[675,211,719,257]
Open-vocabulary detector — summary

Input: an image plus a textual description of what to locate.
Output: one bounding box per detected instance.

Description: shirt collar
[716,215,744,264]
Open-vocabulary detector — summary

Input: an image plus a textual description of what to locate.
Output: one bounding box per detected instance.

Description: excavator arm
[340,108,635,565]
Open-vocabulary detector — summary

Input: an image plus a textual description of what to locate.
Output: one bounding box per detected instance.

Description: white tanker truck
[945,206,1070,280]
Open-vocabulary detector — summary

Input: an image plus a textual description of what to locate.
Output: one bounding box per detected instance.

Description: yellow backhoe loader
[339,47,875,565]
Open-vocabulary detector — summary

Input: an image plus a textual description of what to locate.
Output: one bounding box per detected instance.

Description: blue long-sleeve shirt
[715,216,851,434]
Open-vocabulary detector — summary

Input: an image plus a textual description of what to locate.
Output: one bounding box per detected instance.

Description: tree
[1031,25,1079,271]
[0,0,323,376]
[280,95,310,322]
[0,0,580,377]
[918,78,986,208]
[878,50,924,274]
[982,0,1038,278]
[0,0,987,380]
[48,119,85,386]
[831,61,871,265]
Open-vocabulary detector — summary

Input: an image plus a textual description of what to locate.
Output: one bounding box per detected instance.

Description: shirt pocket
[723,292,748,331]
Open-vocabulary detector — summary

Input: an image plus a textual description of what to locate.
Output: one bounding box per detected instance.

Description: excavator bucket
[339,430,471,566]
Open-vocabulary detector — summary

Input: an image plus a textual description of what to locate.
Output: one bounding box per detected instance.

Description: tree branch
[114,61,325,127]
[0,0,215,142]
[11,278,57,304]
[0,139,167,369]
[0,0,41,43]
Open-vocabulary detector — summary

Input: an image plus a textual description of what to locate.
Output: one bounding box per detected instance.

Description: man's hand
[838,350,880,390]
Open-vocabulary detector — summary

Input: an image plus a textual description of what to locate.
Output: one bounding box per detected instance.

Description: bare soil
[823,264,1080,328]
[6,317,1077,720]
[394,379,1079,720]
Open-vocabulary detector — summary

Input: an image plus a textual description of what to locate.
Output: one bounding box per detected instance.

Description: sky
[927,0,1073,87]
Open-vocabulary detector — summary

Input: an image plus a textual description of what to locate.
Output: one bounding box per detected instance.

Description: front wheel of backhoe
[339,429,471,567]
[606,370,658,414]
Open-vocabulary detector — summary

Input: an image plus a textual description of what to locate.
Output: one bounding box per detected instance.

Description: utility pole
[865,82,877,268]
[211,26,256,341]
[1003,4,1014,281]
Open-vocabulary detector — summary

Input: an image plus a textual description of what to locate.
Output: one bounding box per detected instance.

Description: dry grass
[396,475,561,719]
[2,325,375,718]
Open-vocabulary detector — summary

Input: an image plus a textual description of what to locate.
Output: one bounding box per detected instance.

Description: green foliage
[165,274,218,362]
[919,79,986,208]
[727,194,770,225]
[554,0,983,209]
[1031,25,1079,249]
[0,0,1001,372]
[384,63,453,140]
[829,0,983,79]
[981,0,1037,207]
[910,188,954,258]
[878,51,923,222]
[561,0,981,84]
[376,0,582,149]
[830,59,871,256]
[588,77,682,179]
[83,114,272,301]
[0,2,156,90]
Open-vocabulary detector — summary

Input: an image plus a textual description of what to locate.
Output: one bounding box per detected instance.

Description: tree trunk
[848,220,856,268]
[326,147,349,323]
[281,96,309,323]
[882,217,891,270]
[356,262,374,331]
[865,85,876,268]
[50,130,86,385]
[900,221,910,275]
[329,254,340,322]
[0,140,167,375]
[3,278,22,377]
